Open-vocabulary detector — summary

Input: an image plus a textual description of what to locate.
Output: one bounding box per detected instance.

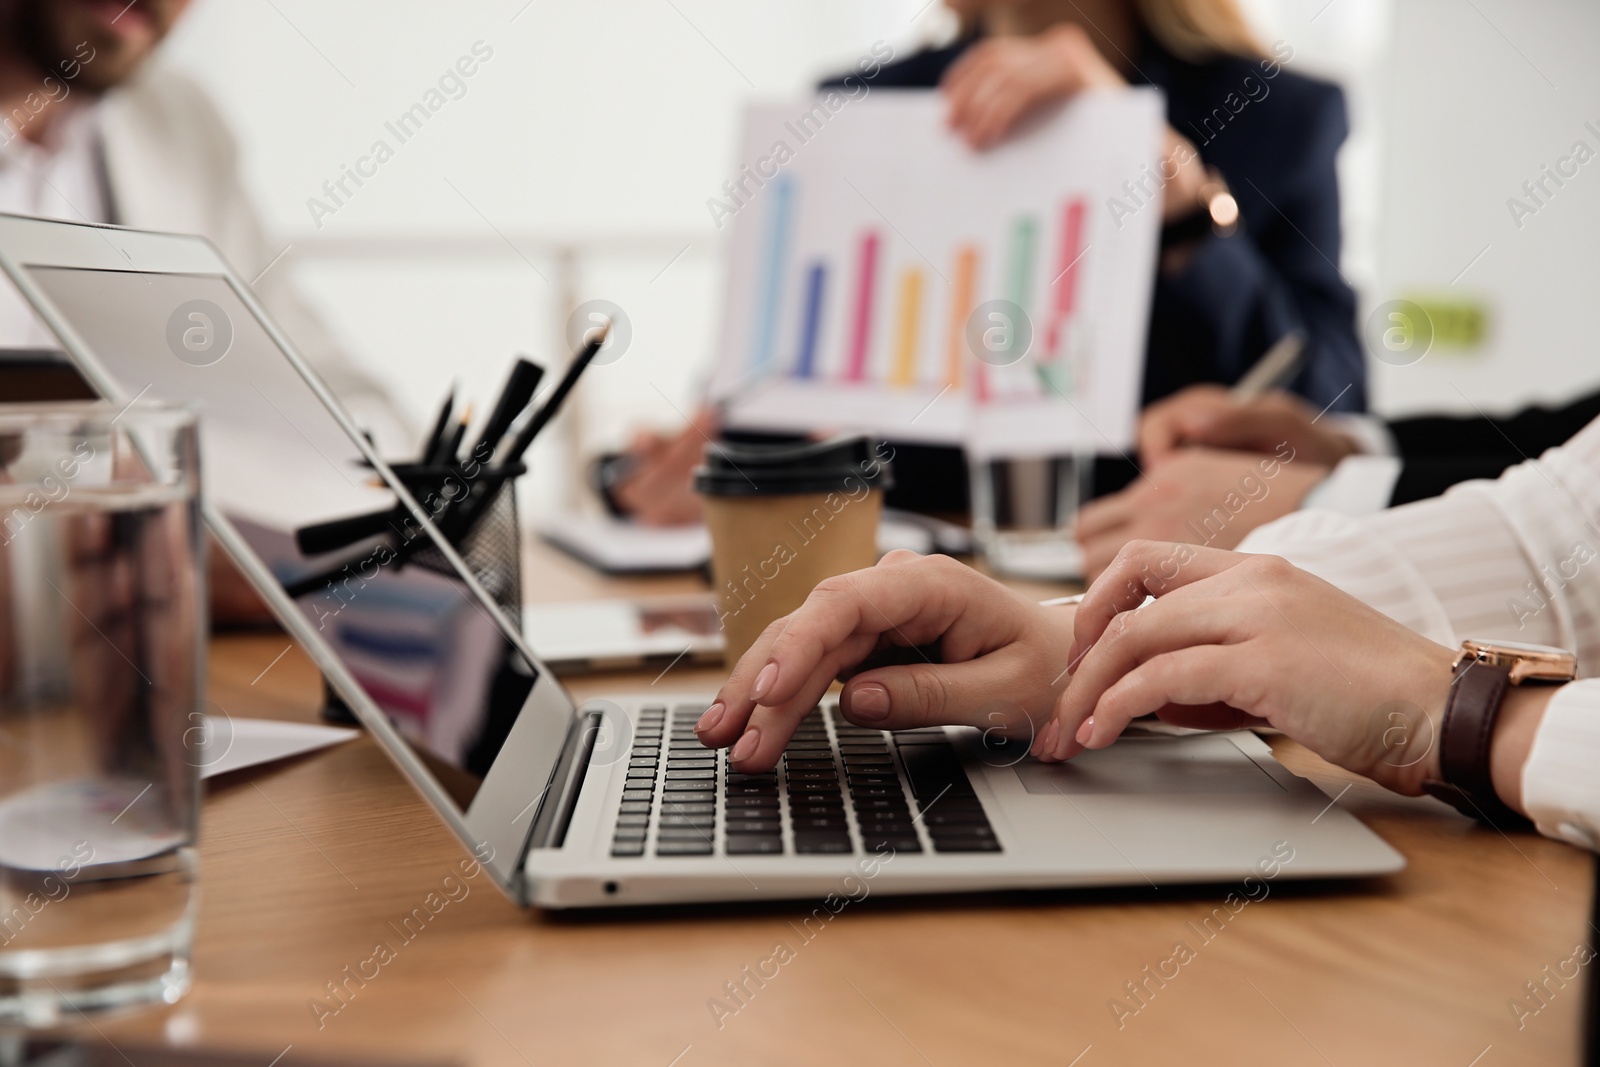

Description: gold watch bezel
[1453,639,1578,684]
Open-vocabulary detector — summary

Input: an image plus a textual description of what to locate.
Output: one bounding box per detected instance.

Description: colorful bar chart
[715,93,1166,456]
[742,180,1093,402]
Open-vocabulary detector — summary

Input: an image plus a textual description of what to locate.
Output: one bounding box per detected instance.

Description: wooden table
[100,543,1595,1066]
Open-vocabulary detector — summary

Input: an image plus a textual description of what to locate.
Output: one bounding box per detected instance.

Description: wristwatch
[1419,639,1576,828]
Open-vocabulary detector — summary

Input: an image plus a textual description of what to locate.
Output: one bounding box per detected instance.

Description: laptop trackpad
[1011,735,1283,795]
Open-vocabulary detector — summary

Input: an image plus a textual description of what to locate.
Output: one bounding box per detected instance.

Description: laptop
[0,214,1404,908]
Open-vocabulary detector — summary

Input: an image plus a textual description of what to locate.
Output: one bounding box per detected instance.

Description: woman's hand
[1138,385,1363,466]
[696,551,1077,772]
[1074,449,1329,580]
[1038,541,1457,796]
[941,24,1124,149]
[609,408,715,527]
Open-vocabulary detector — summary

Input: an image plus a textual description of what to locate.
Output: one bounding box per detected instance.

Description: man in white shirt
[1,0,408,621]
[0,0,401,433]
[687,406,1600,852]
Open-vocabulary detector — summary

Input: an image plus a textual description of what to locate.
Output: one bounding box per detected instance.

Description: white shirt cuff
[1325,413,1397,457]
[1299,455,1403,515]
[1522,681,1600,851]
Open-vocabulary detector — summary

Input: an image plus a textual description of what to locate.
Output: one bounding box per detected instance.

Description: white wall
[1367,0,1600,418]
[159,0,1598,521]
[161,0,948,516]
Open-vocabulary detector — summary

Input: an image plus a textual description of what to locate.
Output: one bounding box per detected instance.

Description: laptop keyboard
[609,703,1001,859]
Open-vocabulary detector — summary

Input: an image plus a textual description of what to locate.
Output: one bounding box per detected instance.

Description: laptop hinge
[528,706,603,851]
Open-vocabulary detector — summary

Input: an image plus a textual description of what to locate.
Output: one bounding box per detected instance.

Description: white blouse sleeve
[1239,414,1600,849]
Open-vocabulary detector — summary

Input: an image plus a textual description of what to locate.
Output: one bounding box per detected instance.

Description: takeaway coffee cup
[695,436,893,664]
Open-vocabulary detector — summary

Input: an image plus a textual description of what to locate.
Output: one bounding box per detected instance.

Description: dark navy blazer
[824,33,1366,415]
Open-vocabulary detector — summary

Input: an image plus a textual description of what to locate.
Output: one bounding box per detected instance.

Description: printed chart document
[709,89,1165,458]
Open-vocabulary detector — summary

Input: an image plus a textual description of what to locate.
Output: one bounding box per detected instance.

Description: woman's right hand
[1138,385,1362,466]
[695,552,1077,772]
[609,408,716,526]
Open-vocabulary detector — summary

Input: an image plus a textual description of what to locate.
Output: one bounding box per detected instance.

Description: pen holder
[410,477,524,628]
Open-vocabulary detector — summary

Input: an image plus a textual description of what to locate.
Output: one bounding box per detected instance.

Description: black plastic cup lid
[694,435,894,497]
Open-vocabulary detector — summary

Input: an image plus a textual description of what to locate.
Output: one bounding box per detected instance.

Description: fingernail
[1036,719,1060,756]
[730,728,761,763]
[849,683,890,721]
[1075,716,1096,747]
[695,703,725,733]
[751,662,778,701]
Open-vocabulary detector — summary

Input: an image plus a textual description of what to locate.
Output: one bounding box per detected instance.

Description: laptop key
[793,834,853,854]
[863,837,923,854]
[656,839,714,856]
[724,794,779,808]
[611,841,646,857]
[615,813,651,827]
[618,801,653,814]
[923,809,992,826]
[931,836,1001,853]
[724,836,784,855]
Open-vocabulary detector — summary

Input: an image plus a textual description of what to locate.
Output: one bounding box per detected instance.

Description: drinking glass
[0,403,204,1026]
[968,451,1091,580]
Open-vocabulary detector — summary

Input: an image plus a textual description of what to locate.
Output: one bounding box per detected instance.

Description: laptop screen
[24,266,558,809]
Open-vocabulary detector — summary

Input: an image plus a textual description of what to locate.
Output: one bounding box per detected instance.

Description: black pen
[418,384,456,464]
[471,357,545,463]
[501,322,609,466]
[432,404,472,466]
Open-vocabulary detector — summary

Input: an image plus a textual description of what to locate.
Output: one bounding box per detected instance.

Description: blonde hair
[1135,0,1263,61]
[952,0,1263,63]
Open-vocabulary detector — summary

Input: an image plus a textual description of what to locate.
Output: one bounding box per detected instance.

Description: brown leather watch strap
[1420,658,1532,830]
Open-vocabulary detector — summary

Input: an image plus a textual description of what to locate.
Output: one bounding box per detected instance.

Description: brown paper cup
[704,489,883,663]
[695,436,893,665]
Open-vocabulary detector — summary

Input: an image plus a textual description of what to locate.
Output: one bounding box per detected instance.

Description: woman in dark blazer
[606,0,1365,519]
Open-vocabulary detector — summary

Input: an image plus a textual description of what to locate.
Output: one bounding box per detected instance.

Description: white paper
[709,90,1165,458]
[198,717,358,780]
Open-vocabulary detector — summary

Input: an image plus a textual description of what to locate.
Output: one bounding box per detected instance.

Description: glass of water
[0,403,204,1026]
[968,451,1092,581]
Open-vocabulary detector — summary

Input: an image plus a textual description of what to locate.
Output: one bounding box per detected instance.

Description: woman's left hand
[941,24,1124,149]
[1038,541,1458,797]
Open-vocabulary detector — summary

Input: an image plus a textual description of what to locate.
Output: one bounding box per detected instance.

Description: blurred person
[694,406,1600,850]
[0,0,408,622]
[603,0,1364,523]
[1073,381,1600,577]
